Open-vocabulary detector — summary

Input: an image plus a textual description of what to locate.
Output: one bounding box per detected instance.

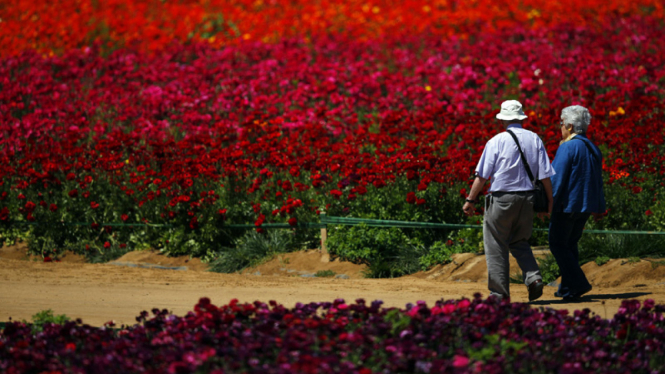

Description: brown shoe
[528,279,544,301]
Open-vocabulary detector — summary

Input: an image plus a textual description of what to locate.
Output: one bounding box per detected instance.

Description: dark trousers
[548,212,592,296]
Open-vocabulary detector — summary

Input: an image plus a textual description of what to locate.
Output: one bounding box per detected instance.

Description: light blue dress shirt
[475,124,555,192]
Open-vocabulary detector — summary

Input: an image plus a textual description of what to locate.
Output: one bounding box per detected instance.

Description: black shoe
[528,279,545,301]
[562,286,592,301]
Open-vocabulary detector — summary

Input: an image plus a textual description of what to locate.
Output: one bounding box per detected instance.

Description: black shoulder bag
[506,130,549,212]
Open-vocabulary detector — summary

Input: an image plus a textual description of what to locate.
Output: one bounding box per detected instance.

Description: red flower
[356,185,367,195]
[90,201,99,209]
[632,186,643,194]
[373,180,386,189]
[68,189,78,198]
[330,189,343,199]
[645,210,653,216]
[416,198,426,205]
[121,214,129,221]
[406,170,418,180]
[288,217,297,226]
[104,241,111,248]
[24,201,36,212]
[406,192,417,204]
[0,207,9,221]
[49,204,58,212]
[43,256,52,263]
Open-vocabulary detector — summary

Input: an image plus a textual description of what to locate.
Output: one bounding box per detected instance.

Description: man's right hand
[462,201,475,216]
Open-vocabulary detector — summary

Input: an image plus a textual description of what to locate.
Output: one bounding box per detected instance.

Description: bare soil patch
[244,250,367,279]
[1,244,664,327]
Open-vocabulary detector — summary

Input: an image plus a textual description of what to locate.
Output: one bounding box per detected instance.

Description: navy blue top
[551,135,606,213]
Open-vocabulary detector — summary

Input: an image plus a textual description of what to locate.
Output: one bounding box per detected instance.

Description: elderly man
[549,105,605,300]
[463,100,555,301]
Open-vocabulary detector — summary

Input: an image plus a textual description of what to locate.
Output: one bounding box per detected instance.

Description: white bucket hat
[496,100,528,121]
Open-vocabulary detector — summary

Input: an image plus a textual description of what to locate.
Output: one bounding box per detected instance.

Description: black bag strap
[572,137,600,162]
[506,129,536,184]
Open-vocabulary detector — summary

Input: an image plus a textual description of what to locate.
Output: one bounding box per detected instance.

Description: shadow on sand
[530,292,653,306]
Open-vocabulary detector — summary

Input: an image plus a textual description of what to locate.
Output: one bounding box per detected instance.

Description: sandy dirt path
[2,254,664,327]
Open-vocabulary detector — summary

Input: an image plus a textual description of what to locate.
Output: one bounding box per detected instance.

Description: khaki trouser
[484,191,542,298]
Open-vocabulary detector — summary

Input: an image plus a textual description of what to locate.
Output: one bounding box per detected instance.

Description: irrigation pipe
[5,216,664,234]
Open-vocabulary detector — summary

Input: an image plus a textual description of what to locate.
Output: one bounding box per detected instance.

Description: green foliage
[589,180,659,231]
[647,200,665,231]
[314,270,336,277]
[595,256,611,266]
[327,223,424,278]
[384,309,412,336]
[418,234,477,270]
[510,254,560,284]
[537,254,561,284]
[579,233,665,261]
[325,179,472,246]
[627,256,641,264]
[208,229,294,273]
[27,309,70,333]
[418,240,456,270]
[466,334,528,363]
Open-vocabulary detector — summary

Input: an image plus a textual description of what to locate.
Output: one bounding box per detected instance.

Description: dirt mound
[582,259,665,288]
[245,250,367,279]
[113,250,209,272]
[0,243,86,263]
[408,253,521,283]
[3,243,665,287]
[407,252,665,288]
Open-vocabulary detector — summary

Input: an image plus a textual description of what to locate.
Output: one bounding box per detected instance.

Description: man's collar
[507,123,523,129]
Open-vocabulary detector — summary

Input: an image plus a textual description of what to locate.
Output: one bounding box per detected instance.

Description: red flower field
[0,0,664,261]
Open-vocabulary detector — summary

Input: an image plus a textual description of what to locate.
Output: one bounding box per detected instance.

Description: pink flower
[452,355,469,368]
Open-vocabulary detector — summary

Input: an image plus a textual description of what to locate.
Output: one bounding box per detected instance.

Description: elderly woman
[549,105,606,300]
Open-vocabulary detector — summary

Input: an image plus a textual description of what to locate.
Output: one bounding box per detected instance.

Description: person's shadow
[530,292,653,306]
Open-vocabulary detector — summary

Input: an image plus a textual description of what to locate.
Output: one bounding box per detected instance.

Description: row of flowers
[1,296,664,373]
[1,16,664,258]
[2,0,664,57]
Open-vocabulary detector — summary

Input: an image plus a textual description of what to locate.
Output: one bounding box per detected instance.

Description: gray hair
[561,105,591,134]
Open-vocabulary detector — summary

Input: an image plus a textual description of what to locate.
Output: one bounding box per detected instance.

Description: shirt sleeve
[536,139,556,180]
[475,139,497,180]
